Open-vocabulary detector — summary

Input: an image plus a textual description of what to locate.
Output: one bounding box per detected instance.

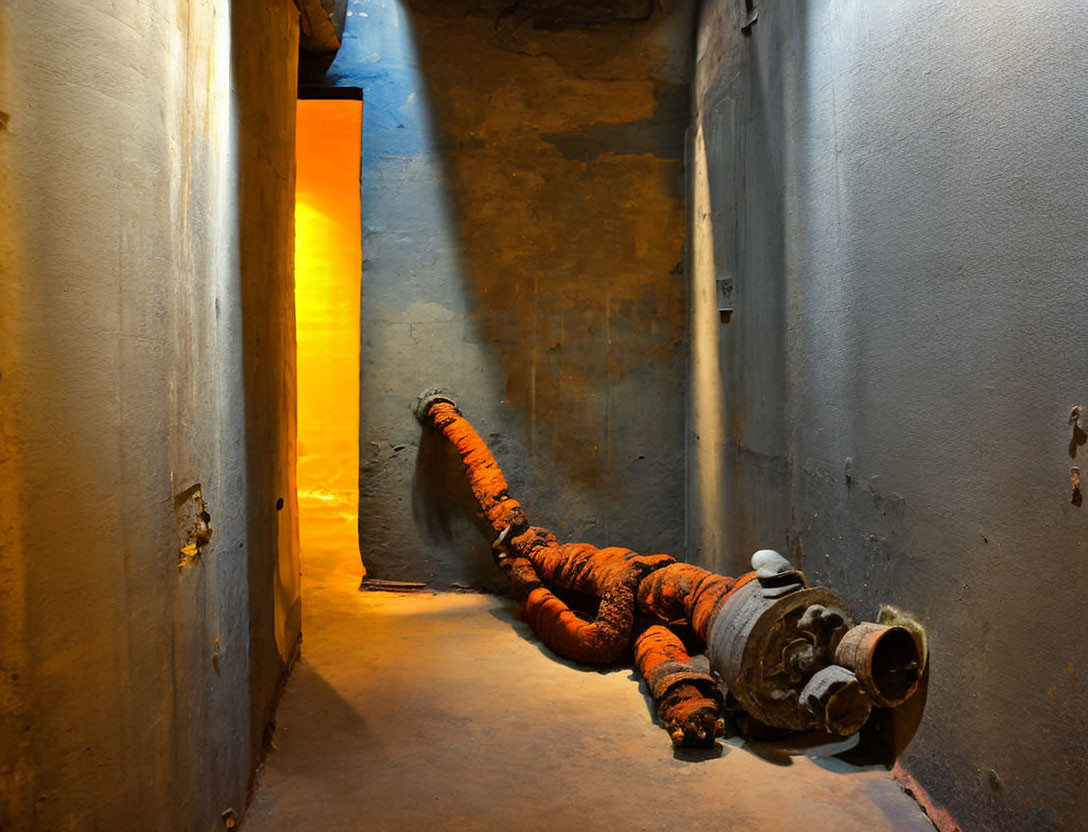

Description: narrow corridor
[7,2,1087,829]
[244,559,935,832]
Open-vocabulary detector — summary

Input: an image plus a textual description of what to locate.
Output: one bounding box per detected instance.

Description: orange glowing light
[294,97,364,577]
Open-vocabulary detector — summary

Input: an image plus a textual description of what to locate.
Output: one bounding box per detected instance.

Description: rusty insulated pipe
[413,390,524,535]
[413,390,925,745]
[414,390,734,745]
[415,390,667,665]
[415,390,722,659]
[633,625,724,747]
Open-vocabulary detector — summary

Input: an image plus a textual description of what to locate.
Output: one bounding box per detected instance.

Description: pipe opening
[868,626,922,705]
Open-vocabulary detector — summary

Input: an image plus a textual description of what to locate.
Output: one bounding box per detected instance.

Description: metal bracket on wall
[717,275,734,323]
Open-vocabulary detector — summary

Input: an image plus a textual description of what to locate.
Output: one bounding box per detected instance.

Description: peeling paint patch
[175,484,213,568]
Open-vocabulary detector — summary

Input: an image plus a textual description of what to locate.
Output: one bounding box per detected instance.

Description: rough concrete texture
[245,572,935,832]
[690,2,1088,829]
[0,1,300,828]
[318,0,694,588]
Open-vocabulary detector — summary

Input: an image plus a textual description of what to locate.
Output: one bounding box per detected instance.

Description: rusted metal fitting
[834,622,922,708]
[646,662,724,709]
[708,551,856,732]
[800,665,872,735]
[412,387,459,423]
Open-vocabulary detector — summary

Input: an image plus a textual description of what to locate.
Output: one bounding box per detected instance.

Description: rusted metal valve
[415,390,925,746]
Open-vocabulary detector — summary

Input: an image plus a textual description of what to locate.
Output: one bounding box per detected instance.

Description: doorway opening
[294,89,365,583]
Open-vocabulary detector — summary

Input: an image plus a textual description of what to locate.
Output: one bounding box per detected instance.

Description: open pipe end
[665,700,726,748]
[801,665,872,735]
[835,623,923,708]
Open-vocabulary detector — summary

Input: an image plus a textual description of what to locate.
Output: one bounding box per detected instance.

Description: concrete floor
[244,557,936,832]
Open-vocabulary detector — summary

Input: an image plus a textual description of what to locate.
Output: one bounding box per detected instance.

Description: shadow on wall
[411,428,502,587]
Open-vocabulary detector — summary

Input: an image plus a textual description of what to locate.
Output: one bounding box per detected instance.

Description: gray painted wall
[691,1,1088,829]
[322,0,695,588]
[0,2,301,828]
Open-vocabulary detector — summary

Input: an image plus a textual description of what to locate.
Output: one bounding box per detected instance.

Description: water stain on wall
[328,0,694,585]
[405,1,691,493]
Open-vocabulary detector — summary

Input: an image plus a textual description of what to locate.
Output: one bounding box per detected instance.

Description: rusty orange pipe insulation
[416,391,747,745]
[633,625,724,745]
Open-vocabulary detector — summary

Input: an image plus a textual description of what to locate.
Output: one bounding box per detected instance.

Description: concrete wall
[0,1,301,829]
[691,1,1088,830]
[318,0,695,587]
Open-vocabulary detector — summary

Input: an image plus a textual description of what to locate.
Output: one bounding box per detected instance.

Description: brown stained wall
[411,5,688,491]
[0,1,299,828]
[327,0,695,586]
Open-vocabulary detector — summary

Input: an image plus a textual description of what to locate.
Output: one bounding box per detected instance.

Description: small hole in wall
[720,309,733,324]
[276,498,284,511]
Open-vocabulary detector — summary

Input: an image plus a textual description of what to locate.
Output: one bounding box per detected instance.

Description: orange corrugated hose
[420,394,751,746]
